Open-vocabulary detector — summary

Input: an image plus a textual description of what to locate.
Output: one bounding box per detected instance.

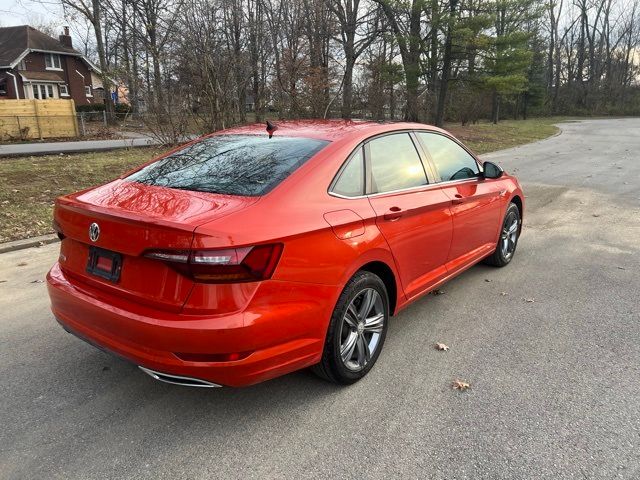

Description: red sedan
[47,120,524,387]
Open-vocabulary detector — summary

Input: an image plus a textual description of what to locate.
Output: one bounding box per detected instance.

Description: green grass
[0,117,568,242]
[0,147,164,243]
[446,117,567,154]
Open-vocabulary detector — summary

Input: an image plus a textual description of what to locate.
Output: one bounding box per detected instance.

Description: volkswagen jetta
[47,120,524,387]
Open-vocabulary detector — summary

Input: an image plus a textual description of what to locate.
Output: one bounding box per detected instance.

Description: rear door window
[126,135,329,196]
[416,132,479,182]
[331,148,364,197]
[368,133,428,194]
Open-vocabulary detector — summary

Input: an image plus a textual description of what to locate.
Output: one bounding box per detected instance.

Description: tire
[312,271,389,384]
[484,202,521,267]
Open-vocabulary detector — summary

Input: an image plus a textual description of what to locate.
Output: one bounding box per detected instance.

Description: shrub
[115,103,132,114]
[76,103,105,112]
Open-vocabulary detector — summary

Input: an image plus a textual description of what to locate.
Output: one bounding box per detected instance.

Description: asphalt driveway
[1,118,639,479]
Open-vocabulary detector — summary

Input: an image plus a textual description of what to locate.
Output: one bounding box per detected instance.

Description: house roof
[0,25,97,71]
[20,71,65,82]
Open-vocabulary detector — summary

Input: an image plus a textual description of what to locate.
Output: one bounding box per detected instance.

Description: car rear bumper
[47,262,336,387]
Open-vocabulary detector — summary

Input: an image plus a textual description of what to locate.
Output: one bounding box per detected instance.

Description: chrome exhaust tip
[139,366,222,388]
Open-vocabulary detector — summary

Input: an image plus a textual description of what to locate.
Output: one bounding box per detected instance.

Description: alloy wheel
[500,211,519,260]
[339,288,385,372]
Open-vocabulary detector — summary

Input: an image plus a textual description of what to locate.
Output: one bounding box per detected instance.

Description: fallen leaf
[592,214,600,218]
[484,279,492,283]
[523,297,535,303]
[453,380,471,391]
[617,266,626,270]
[500,291,508,296]
[0,280,6,283]
[435,343,449,351]
[30,279,44,284]
[17,262,27,267]
[432,289,445,295]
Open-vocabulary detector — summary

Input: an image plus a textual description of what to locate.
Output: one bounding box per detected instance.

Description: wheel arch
[510,194,523,221]
[357,261,399,316]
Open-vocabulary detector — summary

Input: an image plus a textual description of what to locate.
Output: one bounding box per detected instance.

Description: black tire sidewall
[498,203,521,264]
[325,272,389,384]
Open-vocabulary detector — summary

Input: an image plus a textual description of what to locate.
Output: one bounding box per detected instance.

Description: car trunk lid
[54,180,258,311]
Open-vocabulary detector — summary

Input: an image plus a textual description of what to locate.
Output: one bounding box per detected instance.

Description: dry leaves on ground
[435,343,449,351]
[432,289,446,295]
[453,380,471,391]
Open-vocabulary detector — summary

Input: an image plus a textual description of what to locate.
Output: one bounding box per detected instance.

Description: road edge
[0,234,59,254]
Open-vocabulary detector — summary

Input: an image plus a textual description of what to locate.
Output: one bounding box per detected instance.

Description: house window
[85,85,92,97]
[59,84,69,96]
[31,84,56,99]
[45,53,62,70]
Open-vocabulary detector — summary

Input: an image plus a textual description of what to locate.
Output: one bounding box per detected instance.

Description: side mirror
[482,161,504,179]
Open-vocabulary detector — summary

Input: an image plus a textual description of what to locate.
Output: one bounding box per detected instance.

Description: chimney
[59,26,72,48]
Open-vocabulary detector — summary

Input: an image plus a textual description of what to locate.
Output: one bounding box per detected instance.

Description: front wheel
[312,271,389,384]
[485,202,521,267]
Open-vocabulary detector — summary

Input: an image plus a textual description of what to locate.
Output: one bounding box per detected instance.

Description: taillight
[144,244,283,283]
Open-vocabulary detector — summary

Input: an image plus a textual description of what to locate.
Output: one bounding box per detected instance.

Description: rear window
[126,135,329,196]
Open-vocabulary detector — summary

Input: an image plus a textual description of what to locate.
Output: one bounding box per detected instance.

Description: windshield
[126,135,330,196]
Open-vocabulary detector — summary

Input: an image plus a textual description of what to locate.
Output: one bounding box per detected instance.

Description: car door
[365,132,453,300]
[414,131,504,269]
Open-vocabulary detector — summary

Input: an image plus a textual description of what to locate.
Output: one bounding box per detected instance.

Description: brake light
[144,244,283,283]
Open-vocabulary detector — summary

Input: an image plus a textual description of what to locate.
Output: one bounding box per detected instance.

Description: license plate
[86,246,122,283]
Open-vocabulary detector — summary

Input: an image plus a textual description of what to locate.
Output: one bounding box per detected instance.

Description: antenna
[266,120,278,139]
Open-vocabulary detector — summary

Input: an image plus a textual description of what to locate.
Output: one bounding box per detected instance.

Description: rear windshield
[126,135,329,196]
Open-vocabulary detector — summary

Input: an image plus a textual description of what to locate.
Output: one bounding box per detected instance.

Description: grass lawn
[446,117,566,154]
[0,147,164,243]
[0,116,568,243]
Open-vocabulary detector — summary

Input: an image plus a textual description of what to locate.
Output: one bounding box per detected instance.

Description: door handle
[383,206,403,221]
[451,194,465,205]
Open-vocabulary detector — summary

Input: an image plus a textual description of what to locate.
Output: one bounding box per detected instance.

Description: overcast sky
[0,0,65,29]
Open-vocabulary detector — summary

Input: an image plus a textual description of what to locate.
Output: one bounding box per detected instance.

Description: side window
[368,133,427,193]
[332,148,364,197]
[417,132,479,182]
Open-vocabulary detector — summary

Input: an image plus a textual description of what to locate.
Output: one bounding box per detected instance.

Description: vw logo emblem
[89,222,100,242]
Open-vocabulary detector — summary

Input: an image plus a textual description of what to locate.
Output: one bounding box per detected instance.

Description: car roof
[217,119,445,141]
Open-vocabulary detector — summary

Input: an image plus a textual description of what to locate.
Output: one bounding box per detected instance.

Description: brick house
[0,25,105,106]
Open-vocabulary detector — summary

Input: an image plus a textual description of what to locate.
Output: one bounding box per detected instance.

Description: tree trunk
[491,90,499,124]
[91,0,114,118]
[341,51,355,118]
[435,0,458,127]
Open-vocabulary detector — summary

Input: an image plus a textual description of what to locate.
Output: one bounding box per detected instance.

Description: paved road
[0,135,159,157]
[1,119,639,479]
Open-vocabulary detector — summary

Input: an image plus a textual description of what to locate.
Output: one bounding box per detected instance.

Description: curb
[0,234,59,254]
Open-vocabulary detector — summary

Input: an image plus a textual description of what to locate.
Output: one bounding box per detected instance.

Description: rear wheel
[313,271,389,384]
[485,202,521,267]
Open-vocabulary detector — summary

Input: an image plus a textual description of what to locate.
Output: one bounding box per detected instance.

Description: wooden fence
[0,99,79,140]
